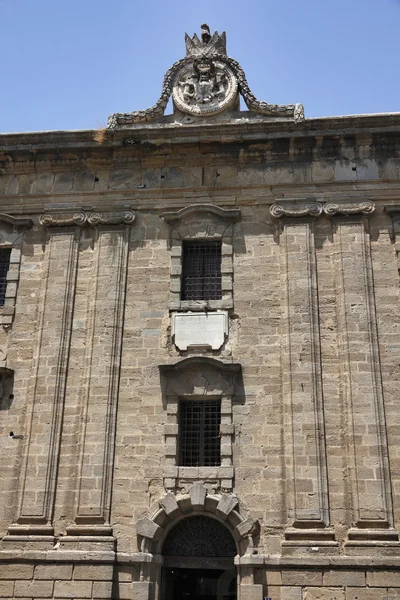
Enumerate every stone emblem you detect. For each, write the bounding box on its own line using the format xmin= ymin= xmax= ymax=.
xmin=107 ymin=24 xmax=305 ymax=128
xmin=172 ymin=59 xmax=238 ymax=116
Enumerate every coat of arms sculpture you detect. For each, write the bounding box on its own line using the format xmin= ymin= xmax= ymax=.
xmin=107 ymin=24 xmax=304 ymax=129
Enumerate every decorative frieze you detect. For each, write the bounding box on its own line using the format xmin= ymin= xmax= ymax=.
xmin=39 ymin=211 xmax=135 ymax=227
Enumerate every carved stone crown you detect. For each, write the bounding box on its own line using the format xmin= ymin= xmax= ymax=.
xmin=185 ymin=23 xmax=227 ymax=57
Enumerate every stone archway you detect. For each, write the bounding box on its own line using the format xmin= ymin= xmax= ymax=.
xmin=136 ymin=483 xmax=259 ymax=556
xmin=162 ymin=515 xmax=237 ymax=600
xmin=135 ymin=484 xmax=260 ymax=600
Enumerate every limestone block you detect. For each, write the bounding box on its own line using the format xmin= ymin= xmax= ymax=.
xmin=282 ymin=571 xmax=323 ymax=586
xmin=190 ymin=482 xmax=207 ymax=509
xmin=323 ymin=570 xmax=365 ymax=587
xmin=14 ymin=579 xmax=54 ymax=597
xmin=216 ymin=494 xmax=238 ymax=519
xmin=53 ymin=580 xmax=92 ymax=598
xmin=282 ymin=588 xmax=302 ymax=600
xmin=0 ymin=581 xmax=14 ymax=598
xmin=0 ymin=564 xmax=34 ymax=579
xmin=367 ymin=571 xmax=400 ymax=587
xmin=236 ymin=517 xmax=257 ymax=538
xmin=34 ymin=564 xmax=73 ymax=580
xmin=346 ymin=589 xmax=389 ymax=600
xmin=93 ymin=580 xmax=113 ymax=599
xmin=132 ymin=581 xmax=153 ymax=600
xmin=239 ymin=583 xmax=263 ymax=600
xmin=303 ymin=588 xmax=344 ymax=600
xmin=73 ymin=564 xmax=113 ymax=580
xmin=160 ymin=492 xmax=180 ymax=517
xmin=136 ymin=517 xmax=162 ymax=539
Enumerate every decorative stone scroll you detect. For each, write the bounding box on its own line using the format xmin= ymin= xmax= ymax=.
xmin=270 ymin=201 xmax=376 ymax=219
xmin=270 ymin=203 xmax=323 ymax=218
xmin=39 ymin=211 xmax=135 ymax=227
xmin=107 ymin=25 xmax=304 ymax=128
xmin=324 ymin=201 xmax=375 ymax=216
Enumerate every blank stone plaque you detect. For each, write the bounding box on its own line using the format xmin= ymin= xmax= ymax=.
xmin=171 ymin=311 xmax=228 ymax=350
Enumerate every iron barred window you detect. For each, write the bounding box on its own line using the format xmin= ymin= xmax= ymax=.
xmin=0 ymin=249 xmax=11 ymax=307
xmin=179 ymin=399 xmax=221 ymax=467
xmin=181 ymin=241 xmax=222 ymax=301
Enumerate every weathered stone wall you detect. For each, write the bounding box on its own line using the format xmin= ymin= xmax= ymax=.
xmin=0 ymin=115 xmax=400 ymax=598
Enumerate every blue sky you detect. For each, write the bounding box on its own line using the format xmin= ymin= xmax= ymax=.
xmin=1 ymin=0 xmax=399 ymax=133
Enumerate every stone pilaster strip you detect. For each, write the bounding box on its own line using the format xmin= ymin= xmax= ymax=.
xmin=73 ymin=226 xmax=129 ymax=527
xmin=335 ymin=218 xmax=395 ymax=536
xmin=15 ymin=229 xmax=79 ymax=528
xmin=281 ymin=219 xmax=330 ymax=534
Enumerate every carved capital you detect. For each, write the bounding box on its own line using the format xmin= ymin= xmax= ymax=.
xmin=39 ymin=211 xmax=136 ymax=227
xmin=39 ymin=213 xmax=86 ymax=227
xmin=269 ymin=203 xmax=323 ymax=219
xmin=323 ymin=201 xmax=375 ymax=216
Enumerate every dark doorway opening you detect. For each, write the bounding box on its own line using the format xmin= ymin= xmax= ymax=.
xmin=161 ymin=516 xmax=237 ymax=600
xmin=164 ymin=567 xmax=236 ymax=600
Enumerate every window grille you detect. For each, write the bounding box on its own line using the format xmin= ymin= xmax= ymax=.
xmin=181 ymin=241 xmax=222 ymax=301
xmin=0 ymin=249 xmax=11 ymax=307
xmin=179 ymin=399 xmax=221 ymax=467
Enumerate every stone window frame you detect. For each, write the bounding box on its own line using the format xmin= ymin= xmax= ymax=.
xmin=159 ymin=357 xmax=242 ymax=493
xmin=0 ymin=214 xmax=32 ymax=329
xmin=163 ymin=204 xmax=241 ymax=312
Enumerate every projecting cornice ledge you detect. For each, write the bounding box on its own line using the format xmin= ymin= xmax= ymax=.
xmin=162 ymin=204 xmax=241 ymax=224
xmin=269 ymin=201 xmax=375 ymax=219
xmin=0 ymin=213 xmax=33 ymax=229
xmin=39 ymin=210 xmax=136 ymax=227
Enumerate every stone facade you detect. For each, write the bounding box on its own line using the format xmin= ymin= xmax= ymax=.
xmin=1 ymin=24 xmax=400 ymax=600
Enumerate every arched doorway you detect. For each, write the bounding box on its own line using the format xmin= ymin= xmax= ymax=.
xmin=162 ymin=515 xmax=237 ymax=600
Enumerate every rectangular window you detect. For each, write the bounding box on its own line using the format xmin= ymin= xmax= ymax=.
xmin=181 ymin=241 xmax=222 ymax=301
xmin=179 ymin=399 xmax=221 ymax=467
xmin=0 ymin=249 xmax=11 ymax=307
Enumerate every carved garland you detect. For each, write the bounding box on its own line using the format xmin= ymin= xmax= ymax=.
xmin=107 ymin=54 xmax=304 ymax=129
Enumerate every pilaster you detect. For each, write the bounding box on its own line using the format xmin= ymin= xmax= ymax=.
xmin=7 ymin=227 xmax=79 ymax=540
xmin=273 ymin=204 xmax=335 ymax=548
xmin=333 ymin=211 xmax=398 ymax=544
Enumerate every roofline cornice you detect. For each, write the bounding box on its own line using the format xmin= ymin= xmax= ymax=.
xmin=1 ymin=112 xmax=400 ymax=153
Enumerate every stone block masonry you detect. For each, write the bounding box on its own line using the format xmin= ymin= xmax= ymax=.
xmin=1 ymin=104 xmax=400 ymax=598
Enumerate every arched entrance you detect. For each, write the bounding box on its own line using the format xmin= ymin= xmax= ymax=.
xmin=162 ymin=515 xmax=237 ymax=600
